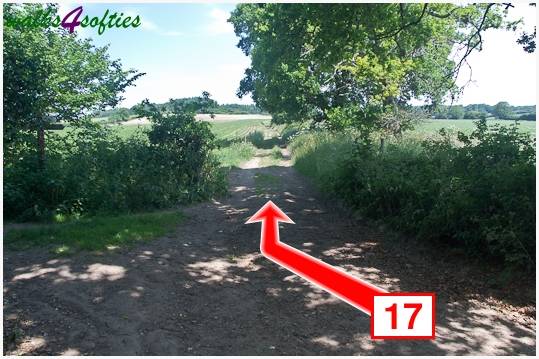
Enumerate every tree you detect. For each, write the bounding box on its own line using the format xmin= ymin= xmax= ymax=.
xmin=447 ymin=105 xmax=465 ymax=119
xmin=494 ymin=101 xmax=514 ymax=119
xmin=517 ymin=3 xmax=536 ymax=53
xmin=465 ymin=110 xmax=488 ymax=120
xmin=134 ymin=92 xmax=218 ymax=193
xmin=110 ymin=108 xmax=132 ymax=124
xmin=3 ymin=3 xmax=144 ymax=165
xmin=229 ymin=4 xmax=511 ymax=132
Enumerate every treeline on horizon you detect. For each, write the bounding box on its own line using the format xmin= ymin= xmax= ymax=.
xmin=425 ymin=102 xmax=536 ymax=121
xmin=99 ymin=99 xmax=536 ymax=123
xmin=95 ymin=99 xmax=268 ymax=122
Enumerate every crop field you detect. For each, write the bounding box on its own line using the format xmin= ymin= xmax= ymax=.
xmin=58 ymin=117 xmax=538 ymax=146
xmin=415 ymin=119 xmax=536 ymax=136
xmin=208 ymin=118 xmax=536 ymax=138
xmin=53 ymin=118 xmax=535 ymax=144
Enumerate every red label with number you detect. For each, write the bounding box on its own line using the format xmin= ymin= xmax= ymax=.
xmin=371 ymin=293 xmax=435 ymax=339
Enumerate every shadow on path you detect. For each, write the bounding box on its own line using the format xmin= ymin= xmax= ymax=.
xmin=3 ymin=158 xmax=536 ymax=355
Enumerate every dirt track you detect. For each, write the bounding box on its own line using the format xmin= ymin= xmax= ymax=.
xmin=3 ymin=152 xmax=536 ymax=355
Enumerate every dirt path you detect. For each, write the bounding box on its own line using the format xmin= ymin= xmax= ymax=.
xmin=3 ymin=151 xmax=536 ymax=355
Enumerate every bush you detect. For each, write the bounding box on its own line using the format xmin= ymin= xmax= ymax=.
xmin=291 ymin=120 xmax=536 ymax=270
xmin=4 ymin=103 xmax=227 ymax=221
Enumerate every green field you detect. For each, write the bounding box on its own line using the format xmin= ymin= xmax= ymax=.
xmin=57 ymin=118 xmax=536 ymax=142
xmin=415 ymin=119 xmax=536 ymax=136
xmin=65 ymin=118 xmax=276 ymax=139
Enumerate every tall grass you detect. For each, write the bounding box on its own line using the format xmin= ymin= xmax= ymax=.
xmin=289 ymin=131 xmax=355 ymax=189
xmin=214 ymin=142 xmax=257 ymax=168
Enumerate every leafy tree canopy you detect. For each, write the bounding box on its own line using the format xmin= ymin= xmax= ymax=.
xmin=3 ymin=3 xmax=144 ymax=142
xmin=229 ymin=3 xmax=518 ymax=131
xmin=493 ymin=101 xmax=515 ymax=120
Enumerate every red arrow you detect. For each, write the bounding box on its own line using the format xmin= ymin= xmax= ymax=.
xmin=246 ymin=200 xmax=386 ymax=315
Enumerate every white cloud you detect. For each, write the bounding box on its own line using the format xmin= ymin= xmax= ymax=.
xmin=207 ymin=8 xmax=233 ymax=35
xmin=120 ymin=57 xmax=253 ymax=107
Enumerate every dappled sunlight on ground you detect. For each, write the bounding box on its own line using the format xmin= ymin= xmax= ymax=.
xmin=11 ymin=262 xmax=126 ymax=283
xmin=186 ymin=253 xmax=263 ymax=284
xmin=3 ymin=155 xmax=535 ymax=355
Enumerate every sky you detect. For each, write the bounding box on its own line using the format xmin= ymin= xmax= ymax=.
xmin=59 ymin=3 xmax=537 ymax=108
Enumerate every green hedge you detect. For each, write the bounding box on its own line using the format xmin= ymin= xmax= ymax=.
xmin=5 ymin=115 xmax=227 ymax=221
xmin=291 ymin=120 xmax=536 ymax=270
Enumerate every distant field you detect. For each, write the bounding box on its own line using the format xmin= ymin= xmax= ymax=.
xmin=210 ymin=119 xmax=284 ymax=140
xmin=209 ymin=118 xmax=536 ymax=138
xmin=415 ymin=119 xmax=536 ymax=136
xmin=91 ymin=118 xmax=275 ymax=140
xmin=55 ymin=118 xmax=536 ymax=140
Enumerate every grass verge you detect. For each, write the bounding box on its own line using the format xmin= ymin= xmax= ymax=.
xmin=4 ymin=210 xmax=184 ymax=254
xmin=290 ymin=122 xmax=535 ymax=271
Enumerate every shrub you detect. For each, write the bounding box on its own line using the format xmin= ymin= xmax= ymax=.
xmin=291 ymin=120 xmax=536 ymax=270
xmin=246 ymin=130 xmax=265 ymax=148
xmin=4 ymin=101 xmax=227 ymax=221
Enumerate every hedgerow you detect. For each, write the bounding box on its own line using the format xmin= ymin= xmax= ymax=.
xmin=291 ymin=120 xmax=535 ymax=270
xmin=4 ymin=101 xmax=227 ymax=221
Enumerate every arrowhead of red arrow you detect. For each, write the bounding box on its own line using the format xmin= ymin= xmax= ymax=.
xmin=245 ymin=200 xmax=295 ymax=224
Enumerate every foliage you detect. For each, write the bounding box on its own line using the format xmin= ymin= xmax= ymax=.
xmin=434 ymin=105 xmax=465 ymax=119
xmin=464 ymin=110 xmax=487 ymax=120
xmin=129 ymin=94 xmax=266 ymax=116
xmin=4 ymin=95 xmax=227 ymax=221
xmin=97 ymin=101 xmax=268 ymax=119
xmin=493 ymin=101 xmax=515 ymax=119
xmin=3 ymin=3 xmax=143 ymax=143
xmin=95 ymin=107 xmax=136 ymax=119
xmin=519 ymin=113 xmax=537 ymax=121
xmin=447 ymin=105 xmax=465 ymax=119
xmin=516 ymin=4 xmax=536 ymax=53
xmin=206 ymin=103 xmax=268 ymax=115
xmin=109 ymin=108 xmax=132 ymax=123
xmin=431 ymin=102 xmax=535 ymax=120
xmin=134 ymin=93 xmax=220 ymax=190
xmin=5 ymin=210 xmax=184 ymax=254
xmin=230 ymin=3 xmax=511 ymax=132
xmin=291 ymin=120 xmax=536 ymax=270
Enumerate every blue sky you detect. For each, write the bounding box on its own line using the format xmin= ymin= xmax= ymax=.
xmin=59 ymin=3 xmax=536 ymax=108
xmin=60 ymin=2 xmax=250 ymax=107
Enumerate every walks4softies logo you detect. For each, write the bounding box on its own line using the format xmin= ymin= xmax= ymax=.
xmin=4 ymin=6 xmax=141 ymax=35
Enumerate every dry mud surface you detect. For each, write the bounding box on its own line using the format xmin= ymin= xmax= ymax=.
xmin=3 ymin=154 xmax=536 ymax=355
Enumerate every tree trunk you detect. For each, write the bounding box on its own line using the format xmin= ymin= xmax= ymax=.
xmin=37 ymin=127 xmax=45 ymax=169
